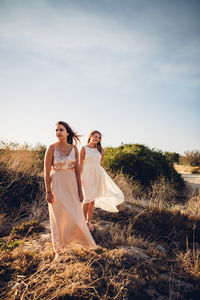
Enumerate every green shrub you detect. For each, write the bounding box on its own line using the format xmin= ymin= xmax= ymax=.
xmin=103 ymin=144 xmax=184 ymax=190
xmin=0 ymin=240 xmax=23 ymax=251
xmin=32 ymin=143 xmax=46 ymax=173
xmin=164 ymin=151 xmax=179 ymax=163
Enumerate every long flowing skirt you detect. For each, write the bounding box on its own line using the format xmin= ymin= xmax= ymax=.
xmin=82 ymin=165 xmax=124 ymax=212
xmin=49 ymin=169 xmax=97 ymax=253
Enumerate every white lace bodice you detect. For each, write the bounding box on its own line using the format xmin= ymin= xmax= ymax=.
xmin=53 ymin=146 xmax=76 ymax=170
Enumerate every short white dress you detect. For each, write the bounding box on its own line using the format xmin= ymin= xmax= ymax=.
xmin=81 ymin=145 xmax=124 ymax=212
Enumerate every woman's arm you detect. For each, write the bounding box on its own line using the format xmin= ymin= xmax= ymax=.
xmin=74 ymin=146 xmax=83 ymax=202
xmin=79 ymin=146 xmax=85 ymax=174
xmin=100 ymin=148 xmax=104 ymax=165
xmin=44 ymin=145 xmax=54 ymax=204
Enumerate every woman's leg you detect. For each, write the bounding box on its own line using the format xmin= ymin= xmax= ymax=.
xmin=87 ymin=201 xmax=95 ymax=231
xmin=83 ymin=203 xmax=89 ymax=220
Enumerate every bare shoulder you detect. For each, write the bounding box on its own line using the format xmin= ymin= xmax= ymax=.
xmin=44 ymin=144 xmax=54 ymax=162
xmin=47 ymin=144 xmax=55 ymax=153
xmin=101 ymin=147 xmax=104 ymax=154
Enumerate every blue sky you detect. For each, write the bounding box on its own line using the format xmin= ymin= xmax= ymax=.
xmin=0 ymin=0 xmax=199 ymax=154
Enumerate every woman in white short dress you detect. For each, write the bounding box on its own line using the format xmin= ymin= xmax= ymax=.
xmin=80 ymin=130 xmax=124 ymax=231
xmin=44 ymin=122 xmax=97 ymax=258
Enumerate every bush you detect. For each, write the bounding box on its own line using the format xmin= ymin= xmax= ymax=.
xmin=103 ymin=144 xmax=184 ymax=190
xmin=164 ymin=151 xmax=179 ymax=163
xmin=32 ymin=143 xmax=46 ymax=173
xmin=183 ymin=150 xmax=200 ymax=166
xmin=0 ymin=162 xmax=44 ymax=214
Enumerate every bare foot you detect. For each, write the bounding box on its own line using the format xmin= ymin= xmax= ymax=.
xmin=87 ymin=222 xmax=94 ymax=232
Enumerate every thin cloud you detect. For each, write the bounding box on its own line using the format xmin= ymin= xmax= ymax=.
xmin=0 ymin=0 xmax=199 ymax=152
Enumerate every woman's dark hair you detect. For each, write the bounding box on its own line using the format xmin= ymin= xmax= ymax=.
xmin=87 ymin=130 xmax=102 ymax=153
xmin=57 ymin=121 xmax=80 ymax=145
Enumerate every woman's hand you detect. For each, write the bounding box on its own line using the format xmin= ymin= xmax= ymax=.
xmin=46 ymin=192 xmax=54 ymax=204
xmin=44 ymin=145 xmax=54 ymax=204
xmin=78 ymin=189 xmax=83 ymax=202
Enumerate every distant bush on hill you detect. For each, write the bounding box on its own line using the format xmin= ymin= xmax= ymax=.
xmin=164 ymin=151 xmax=179 ymax=164
xmin=103 ymin=144 xmax=184 ymax=190
xmin=180 ymin=150 xmax=200 ymax=167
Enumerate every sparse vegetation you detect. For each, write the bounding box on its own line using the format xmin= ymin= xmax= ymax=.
xmin=182 ymin=150 xmax=200 ymax=167
xmin=177 ymin=247 xmax=200 ymax=280
xmin=1 ymin=194 xmax=200 ymax=299
xmin=0 ymin=162 xmax=45 ymax=216
xmin=0 ymin=141 xmax=200 ymax=299
xmin=0 ymin=239 xmax=23 ymax=251
xmin=10 ymin=220 xmax=45 ymax=239
xmin=0 ymin=220 xmax=45 ymax=252
xmin=0 ymin=142 xmax=47 ymax=218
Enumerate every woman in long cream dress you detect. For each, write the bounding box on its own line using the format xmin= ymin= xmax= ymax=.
xmin=44 ymin=121 xmax=97 ymax=257
xmin=80 ymin=130 xmax=124 ymax=231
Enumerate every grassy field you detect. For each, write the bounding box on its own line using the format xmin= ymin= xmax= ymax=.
xmin=0 ymin=146 xmax=200 ymax=299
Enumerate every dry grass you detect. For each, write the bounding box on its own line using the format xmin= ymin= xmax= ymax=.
xmin=174 ymin=163 xmax=194 ymax=174
xmin=95 ymin=201 xmax=200 ymax=258
xmin=183 ymin=194 xmax=200 ymax=218
xmin=112 ymin=172 xmax=146 ymax=202
xmin=177 ymin=233 xmax=200 ymax=280
xmin=1 ymin=202 xmax=200 ymax=299
xmin=0 ymin=243 xmax=162 ymax=300
xmin=177 ymin=248 xmax=200 ymax=280
xmin=0 ymin=142 xmax=45 ymax=176
xmin=148 ymin=176 xmax=178 ymax=209
xmin=1 ymin=145 xmax=200 ymax=299
xmin=110 ymin=173 xmax=183 ymax=211
xmin=104 ymin=222 xmax=165 ymax=259
xmin=0 ymin=149 xmax=35 ymax=174
xmin=1 ymin=214 xmax=199 ymax=300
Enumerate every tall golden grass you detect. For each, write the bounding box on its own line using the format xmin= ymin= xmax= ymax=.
xmin=0 ymin=141 xmax=46 ymax=175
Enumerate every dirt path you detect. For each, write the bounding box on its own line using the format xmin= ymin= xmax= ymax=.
xmin=180 ymin=173 xmax=200 ymax=191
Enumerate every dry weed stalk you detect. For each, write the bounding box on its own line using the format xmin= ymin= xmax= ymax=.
xmin=110 ymin=172 xmax=146 ymax=203
xmin=184 ymin=193 xmax=200 ymax=218
xmin=149 ymin=177 xmax=177 ymax=209
xmin=0 ymin=149 xmax=34 ymax=174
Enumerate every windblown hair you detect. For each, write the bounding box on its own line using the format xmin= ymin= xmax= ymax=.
xmin=87 ymin=130 xmax=102 ymax=153
xmin=57 ymin=121 xmax=80 ymax=145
